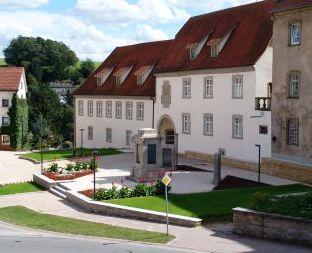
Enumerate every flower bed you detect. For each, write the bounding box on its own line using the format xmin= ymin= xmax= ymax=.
xmin=42 ymin=161 xmax=97 ymax=181
xmin=80 ymin=181 xmax=172 ymax=200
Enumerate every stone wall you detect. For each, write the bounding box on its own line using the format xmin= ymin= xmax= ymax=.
xmin=183 ymin=151 xmax=312 ymax=184
xmin=233 ymin=208 xmax=312 ymax=246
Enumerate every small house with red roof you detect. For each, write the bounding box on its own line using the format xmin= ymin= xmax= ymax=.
xmin=0 ymin=67 xmax=27 ymax=148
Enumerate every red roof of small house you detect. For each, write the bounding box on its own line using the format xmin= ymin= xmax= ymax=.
xmin=74 ymin=40 xmax=172 ymax=97
xmin=272 ymin=0 xmax=312 ymax=13
xmin=0 ymin=67 xmax=24 ymax=91
xmin=156 ymin=0 xmax=277 ymax=73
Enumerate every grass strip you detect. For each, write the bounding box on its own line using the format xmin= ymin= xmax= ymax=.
xmin=0 ymin=182 xmax=43 ymax=196
xmin=20 ymin=148 xmax=121 ymax=162
xmin=107 ymin=184 xmax=311 ymax=222
xmin=0 ymin=206 xmax=174 ymax=244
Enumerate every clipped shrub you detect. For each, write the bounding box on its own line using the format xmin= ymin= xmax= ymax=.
xmin=65 ymin=163 xmax=74 ymax=172
xmin=119 ymin=186 xmax=132 ymax=198
xmin=252 ymin=191 xmax=269 ymax=210
xmin=62 ymin=141 xmax=73 ymax=149
xmin=155 ymin=180 xmax=172 ymax=195
xmin=48 ymin=163 xmax=59 ymax=173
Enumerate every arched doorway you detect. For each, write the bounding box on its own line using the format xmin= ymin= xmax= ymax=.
xmin=157 ymin=115 xmax=177 ymax=168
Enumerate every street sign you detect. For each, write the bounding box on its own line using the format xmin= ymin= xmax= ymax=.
xmin=161 ymin=174 xmax=171 ymax=235
xmin=161 ymin=174 xmax=171 ymax=186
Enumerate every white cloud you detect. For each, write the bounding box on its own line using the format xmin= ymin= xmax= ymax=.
xmin=0 ymin=0 xmax=49 ymax=9
xmin=0 ymin=11 xmax=135 ymax=60
xmin=136 ymin=24 xmax=168 ymax=41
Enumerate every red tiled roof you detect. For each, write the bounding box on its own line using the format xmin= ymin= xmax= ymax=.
xmin=74 ymin=40 xmax=172 ymax=97
xmin=156 ymin=0 xmax=277 ymax=73
xmin=0 ymin=67 xmax=24 ymax=91
xmin=272 ymin=0 xmax=312 ymax=13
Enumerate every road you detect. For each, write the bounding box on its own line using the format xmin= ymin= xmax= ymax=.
xmin=0 ymin=222 xmax=205 ymax=253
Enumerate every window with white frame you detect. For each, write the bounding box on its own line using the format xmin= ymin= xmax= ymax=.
xmin=78 ymin=100 xmax=84 ymax=116
xmin=182 ymin=78 xmax=191 ymax=98
xmin=115 ymin=101 xmax=122 ymax=119
xmin=96 ymin=101 xmax=103 ymax=117
xmin=203 ymin=113 xmax=213 ymax=136
xmin=87 ymin=100 xmax=93 ymax=117
xmin=289 ymin=22 xmax=301 ymax=46
xmin=116 ymin=76 xmax=122 ymax=85
xmin=2 ymin=117 xmax=10 ymax=126
xmin=288 ymin=72 xmax=300 ymax=98
xmin=232 ymin=75 xmax=243 ymax=99
xmin=105 ymin=101 xmax=112 ymax=118
xmin=106 ymin=128 xmax=112 ymax=143
xmin=136 ymin=102 xmax=144 ymax=120
xmin=126 ymin=130 xmax=132 ymax=146
xmin=287 ymin=118 xmax=299 ymax=145
xmin=126 ymin=101 xmax=133 ymax=120
xmin=2 ymin=98 xmax=9 ymax=107
xmin=204 ymin=76 xmax=213 ymax=98
xmin=88 ymin=126 xmax=93 ymax=140
xmin=211 ymin=44 xmax=219 ymax=58
xmin=182 ymin=113 xmax=191 ymax=134
xmin=232 ymin=115 xmax=243 ymax=139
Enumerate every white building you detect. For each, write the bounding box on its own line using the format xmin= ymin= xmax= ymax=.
xmin=75 ymin=0 xmax=276 ymax=166
xmin=0 ymin=67 xmax=27 ymax=149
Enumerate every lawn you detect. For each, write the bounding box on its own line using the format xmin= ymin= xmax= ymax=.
xmin=0 ymin=58 xmax=6 ymax=66
xmin=0 ymin=182 xmax=43 ymax=196
xmin=0 ymin=206 xmax=173 ymax=243
xmin=107 ymin=184 xmax=311 ymax=222
xmin=20 ymin=148 xmax=121 ymax=162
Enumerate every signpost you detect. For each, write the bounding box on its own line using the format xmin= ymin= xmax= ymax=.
xmin=161 ymin=174 xmax=171 ymax=235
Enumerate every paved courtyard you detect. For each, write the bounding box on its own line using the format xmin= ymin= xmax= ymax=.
xmin=63 ymin=153 xmax=297 ymax=194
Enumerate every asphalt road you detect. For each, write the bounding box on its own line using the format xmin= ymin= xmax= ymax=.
xmin=0 ymin=222 xmax=205 ymax=253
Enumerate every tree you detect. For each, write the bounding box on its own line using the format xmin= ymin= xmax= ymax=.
xmin=4 ymin=36 xmax=78 ymax=83
xmin=7 ymin=94 xmax=29 ymax=150
xmin=79 ymin=59 xmax=96 ymax=78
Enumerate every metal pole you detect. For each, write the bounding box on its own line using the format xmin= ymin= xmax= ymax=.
xmin=165 ymin=184 xmax=169 ymax=235
xmin=40 ymin=114 xmax=43 ymax=172
xmin=255 ymin=144 xmax=261 ymax=182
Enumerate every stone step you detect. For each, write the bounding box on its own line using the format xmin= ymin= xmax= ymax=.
xmin=57 ymin=183 xmax=70 ymax=191
xmin=49 ymin=186 xmax=67 ymax=199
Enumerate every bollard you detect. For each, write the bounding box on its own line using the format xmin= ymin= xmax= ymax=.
xmin=213 ymin=152 xmax=221 ymax=185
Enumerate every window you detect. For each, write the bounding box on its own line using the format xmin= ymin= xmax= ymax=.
xmin=147 ymin=144 xmax=157 ymax=164
xmin=204 ymin=77 xmax=213 ymax=98
xmin=2 ymin=117 xmax=10 ymax=126
xmin=87 ymin=100 xmax=93 ymax=117
xmin=211 ymin=44 xmax=219 ymax=58
xmin=182 ymin=78 xmax=191 ymax=98
xmin=78 ymin=100 xmax=84 ymax=116
xmin=289 ymin=22 xmax=301 ymax=46
xmin=2 ymin=98 xmax=9 ymax=107
xmin=106 ymin=128 xmax=112 ymax=143
xmin=115 ymin=101 xmax=122 ymax=119
xmin=190 ymin=47 xmax=196 ymax=60
xmin=125 ymin=102 xmax=133 ymax=120
xmin=232 ymin=75 xmax=243 ymax=99
xmin=287 ymin=118 xmax=299 ymax=145
xmin=126 ymin=130 xmax=132 ymax=146
xmin=288 ymin=72 xmax=300 ymax=98
xmin=136 ymin=102 xmax=144 ymax=120
xmin=137 ymin=75 xmax=143 ymax=85
xmin=88 ymin=126 xmax=93 ymax=140
xmin=165 ymin=130 xmax=175 ymax=145
xmin=116 ymin=76 xmax=122 ymax=85
xmin=259 ymin=125 xmax=268 ymax=135
xmin=1 ymin=135 xmax=10 ymax=145
xmin=105 ymin=101 xmax=112 ymax=118
xmin=182 ymin=113 xmax=191 ymax=134
xmin=203 ymin=113 xmax=213 ymax=136
xmin=96 ymin=101 xmax=103 ymax=117
xmin=232 ymin=115 xmax=243 ymax=139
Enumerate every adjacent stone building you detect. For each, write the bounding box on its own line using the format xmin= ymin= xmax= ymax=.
xmin=271 ymin=0 xmax=312 ymax=163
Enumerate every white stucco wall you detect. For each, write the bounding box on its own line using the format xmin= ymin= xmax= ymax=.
xmin=75 ymin=96 xmax=154 ymax=149
xmin=0 ymin=71 xmax=27 ymax=127
xmin=155 ymin=63 xmax=272 ymax=162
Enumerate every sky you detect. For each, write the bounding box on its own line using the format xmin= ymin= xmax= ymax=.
xmin=0 ymin=0 xmax=257 ymax=61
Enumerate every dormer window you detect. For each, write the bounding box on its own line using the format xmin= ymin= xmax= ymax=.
xmin=211 ymin=44 xmax=219 ymax=58
xmin=134 ymin=65 xmax=154 ymax=85
xmin=95 ymin=68 xmax=114 ymax=86
xmin=190 ymin=46 xmax=197 ymax=60
xmin=113 ymin=66 xmax=133 ymax=85
xmin=187 ymin=32 xmax=211 ymax=61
